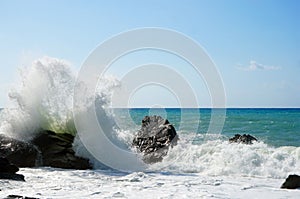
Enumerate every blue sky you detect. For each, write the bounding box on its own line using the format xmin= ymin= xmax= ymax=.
xmin=0 ymin=0 xmax=299 ymax=107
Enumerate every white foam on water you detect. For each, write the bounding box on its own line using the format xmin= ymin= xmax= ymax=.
xmin=0 ymin=168 xmax=299 ymax=199
xmin=150 ymin=136 xmax=300 ymax=179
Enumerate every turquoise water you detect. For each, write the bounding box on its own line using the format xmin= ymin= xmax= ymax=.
xmin=113 ymin=108 xmax=300 ymax=147
xmin=1 ymin=107 xmax=299 ymax=147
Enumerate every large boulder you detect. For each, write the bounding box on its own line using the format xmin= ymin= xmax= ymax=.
xmin=31 ymin=130 xmax=92 ymax=169
xmin=281 ymin=174 xmax=300 ymax=189
xmin=0 ymin=157 xmax=25 ymax=181
xmin=0 ymin=135 xmax=38 ymax=167
xmin=229 ymin=134 xmax=258 ymax=144
xmin=132 ymin=115 xmax=178 ymax=164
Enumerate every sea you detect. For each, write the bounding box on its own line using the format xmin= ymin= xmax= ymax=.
xmin=0 ymin=57 xmax=299 ymax=198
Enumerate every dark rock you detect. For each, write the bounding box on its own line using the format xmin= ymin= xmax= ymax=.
xmin=31 ymin=130 xmax=92 ymax=169
xmin=229 ymin=134 xmax=258 ymax=144
xmin=0 ymin=157 xmax=25 ymax=181
xmin=132 ymin=115 xmax=178 ymax=164
xmin=0 ymin=173 xmax=25 ymax=181
xmin=0 ymin=135 xmax=38 ymax=167
xmin=281 ymin=174 xmax=300 ymax=189
xmin=0 ymin=130 xmax=91 ymax=170
xmin=5 ymin=195 xmax=38 ymax=199
xmin=0 ymin=157 xmax=19 ymax=173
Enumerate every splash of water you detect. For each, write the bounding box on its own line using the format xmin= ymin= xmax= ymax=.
xmin=0 ymin=57 xmax=123 ymax=141
xmin=0 ymin=57 xmax=76 ymax=140
xmin=0 ymin=56 xmax=139 ymax=170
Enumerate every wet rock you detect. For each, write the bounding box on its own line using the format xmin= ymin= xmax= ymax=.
xmin=229 ymin=134 xmax=258 ymax=144
xmin=281 ymin=174 xmax=300 ymax=189
xmin=31 ymin=130 xmax=92 ymax=169
xmin=0 ymin=130 xmax=91 ymax=170
xmin=0 ymin=157 xmax=25 ymax=181
xmin=132 ymin=115 xmax=178 ymax=164
xmin=0 ymin=135 xmax=38 ymax=167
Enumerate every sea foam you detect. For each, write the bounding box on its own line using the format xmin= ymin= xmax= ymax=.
xmin=151 ymin=135 xmax=300 ymax=178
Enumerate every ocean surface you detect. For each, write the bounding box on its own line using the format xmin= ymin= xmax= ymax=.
xmin=114 ymin=108 xmax=300 ymax=148
xmin=0 ymin=57 xmax=299 ymax=198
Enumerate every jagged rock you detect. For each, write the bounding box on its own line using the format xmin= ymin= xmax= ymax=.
xmin=0 ymin=157 xmax=25 ymax=181
xmin=229 ymin=134 xmax=258 ymax=144
xmin=0 ymin=135 xmax=38 ymax=167
xmin=31 ymin=130 xmax=92 ymax=169
xmin=132 ymin=115 xmax=178 ymax=164
xmin=281 ymin=174 xmax=300 ymax=189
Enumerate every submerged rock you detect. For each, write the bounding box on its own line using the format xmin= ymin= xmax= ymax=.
xmin=281 ymin=174 xmax=300 ymax=189
xmin=0 ymin=130 xmax=91 ymax=170
xmin=132 ymin=115 xmax=178 ymax=164
xmin=0 ymin=157 xmax=25 ymax=181
xmin=229 ymin=134 xmax=258 ymax=144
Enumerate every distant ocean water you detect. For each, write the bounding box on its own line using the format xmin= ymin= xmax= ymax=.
xmin=114 ymin=108 xmax=300 ymax=147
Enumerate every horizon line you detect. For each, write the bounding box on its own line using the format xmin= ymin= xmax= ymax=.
xmin=109 ymin=107 xmax=300 ymax=109
xmin=1 ymin=107 xmax=300 ymax=110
